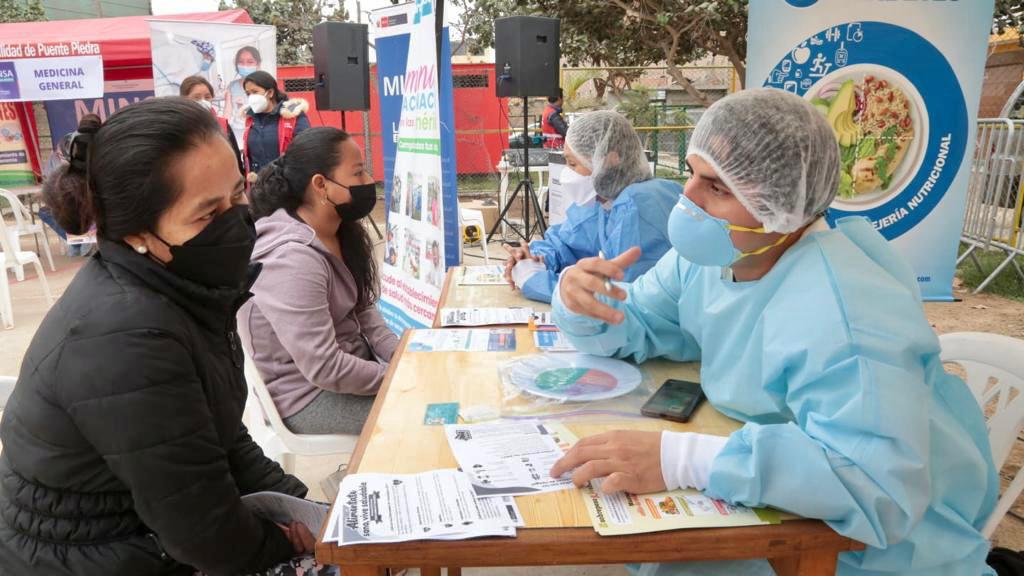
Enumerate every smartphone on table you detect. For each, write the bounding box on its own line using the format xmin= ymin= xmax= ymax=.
xmin=641 ymin=379 xmax=705 ymax=423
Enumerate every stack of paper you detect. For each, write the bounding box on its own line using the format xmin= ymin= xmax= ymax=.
xmin=241 ymin=492 xmax=329 ymax=535
xmin=533 ymin=330 xmax=577 ymax=352
xmin=445 ymin=420 xmax=577 ymax=496
xmin=323 ymin=469 xmax=523 ymax=545
xmin=458 ymin=265 xmax=507 ymax=286
xmin=439 ymin=307 xmax=535 ymax=327
xmin=408 ymin=328 xmax=517 ymax=352
xmin=581 ymin=478 xmax=781 ymax=536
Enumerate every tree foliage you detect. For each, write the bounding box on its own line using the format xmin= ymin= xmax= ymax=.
xmin=455 ymin=0 xmax=747 ymax=103
xmin=0 ymin=0 xmax=46 ymax=23
xmin=218 ymin=0 xmax=349 ymax=65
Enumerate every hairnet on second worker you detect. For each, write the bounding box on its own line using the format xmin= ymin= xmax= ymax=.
xmin=564 ymin=110 xmax=652 ymax=200
xmin=687 ymin=88 xmax=841 ymax=234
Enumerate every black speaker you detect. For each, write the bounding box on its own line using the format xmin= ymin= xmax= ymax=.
xmin=494 ymin=16 xmax=560 ymax=98
xmin=312 ymin=22 xmax=370 ymax=111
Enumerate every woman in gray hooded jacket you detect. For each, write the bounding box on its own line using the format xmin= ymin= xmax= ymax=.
xmin=240 ymin=127 xmax=398 ymax=435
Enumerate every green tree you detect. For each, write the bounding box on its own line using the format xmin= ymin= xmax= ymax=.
xmin=218 ymin=0 xmax=349 ymax=65
xmin=995 ymin=1 xmax=1024 ymax=42
xmin=455 ymin=0 xmax=748 ymax=104
xmin=0 ymin=0 xmax=45 ymax=23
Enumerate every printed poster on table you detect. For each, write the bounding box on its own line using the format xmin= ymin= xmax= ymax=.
xmin=747 ymin=0 xmax=994 ymax=301
xmin=374 ymin=0 xmax=460 ymax=333
xmin=0 ymin=39 xmax=104 ymax=102
xmin=149 ymin=20 xmax=276 ymax=144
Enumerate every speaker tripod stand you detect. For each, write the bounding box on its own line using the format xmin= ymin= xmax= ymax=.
xmin=487 ymin=97 xmax=547 ymax=244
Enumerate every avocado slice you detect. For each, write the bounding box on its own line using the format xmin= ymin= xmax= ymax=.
xmin=826 ymin=80 xmax=859 ymax=147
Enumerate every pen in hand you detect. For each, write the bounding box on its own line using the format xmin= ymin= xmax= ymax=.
xmin=598 ymin=250 xmax=613 ymax=293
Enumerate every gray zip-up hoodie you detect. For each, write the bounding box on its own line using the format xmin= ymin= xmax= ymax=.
xmin=238 ymin=208 xmax=399 ymax=418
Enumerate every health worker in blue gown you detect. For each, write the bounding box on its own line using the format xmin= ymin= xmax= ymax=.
xmin=548 ymin=88 xmax=998 ymax=576
xmin=504 ymin=110 xmax=679 ymax=303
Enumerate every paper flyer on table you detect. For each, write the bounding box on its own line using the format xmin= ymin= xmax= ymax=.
xmin=445 ymin=420 xmax=578 ymax=497
xmin=478 ymin=495 xmax=525 ymax=527
xmin=582 ymin=478 xmax=781 ymax=536
xmin=440 ymin=307 xmax=535 ymax=327
xmin=530 ymin=312 xmax=555 ymax=327
xmin=241 ymin=492 xmax=328 ymax=535
xmin=534 ymin=330 xmax=577 ymax=352
xmin=325 ymin=469 xmax=517 ymax=545
xmin=459 ymin=265 xmax=507 ymax=286
xmin=408 ymin=329 xmax=517 ymax=352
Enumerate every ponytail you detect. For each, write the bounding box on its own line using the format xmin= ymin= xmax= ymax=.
xmin=249 ymin=157 xmax=300 ymax=219
xmin=43 ymin=114 xmax=102 ymax=235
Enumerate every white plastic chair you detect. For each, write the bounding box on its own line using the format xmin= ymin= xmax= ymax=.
xmin=460 ymin=208 xmax=490 ymax=264
xmin=242 ymin=351 xmax=358 ymax=474
xmin=0 ymin=190 xmax=55 ymax=278
xmin=939 ymin=332 xmax=1024 ymax=538
xmin=0 ymin=213 xmax=53 ymax=329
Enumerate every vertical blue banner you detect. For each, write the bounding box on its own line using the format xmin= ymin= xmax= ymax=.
xmin=374 ymin=1 xmax=459 ymax=333
xmin=747 ymin=0 xmax=994 ymax=301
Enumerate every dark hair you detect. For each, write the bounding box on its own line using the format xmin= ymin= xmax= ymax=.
xmin=243 ymin=70 xmax=286 ymax=103
xmin=43 ymin=98 xmax=222 ymax=238
xmin=250 ymin=127 xmax=379 ymax=307
xmin=179 ymin=75 xmax=215 ymax=98
xmin=548 ymin=88 xmax=564 ymax=104
xmin=235 ymin=45 xmax=262 ymax=68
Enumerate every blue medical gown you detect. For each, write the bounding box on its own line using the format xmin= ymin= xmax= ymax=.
xmin=521 ymin=178 xmax=680 ymax=303
xmin=552 ymin=217 xmax=998 ymax=576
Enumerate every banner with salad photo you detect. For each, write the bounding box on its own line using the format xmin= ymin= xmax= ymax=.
xmin=747 ymin=0 xmax=993 ymax=301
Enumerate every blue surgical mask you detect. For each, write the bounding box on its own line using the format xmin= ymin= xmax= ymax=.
xmin=668 ymin=194 xmax=789 ymax=267
xmin=238 ymin=66 xmax=258 ymax=77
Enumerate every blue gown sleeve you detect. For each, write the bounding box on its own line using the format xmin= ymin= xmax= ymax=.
xmin=602 ymin=182 xmax=677 ymax=282
xmin=705 ymin=287 xmax=935 ymax=548
xmin=551 ymin=251 xmax=700 ymax=364
xmin=528 ymin=203 xmax=599 ymax=273
xmin=520 ymin=269 xmax=559 ymax=303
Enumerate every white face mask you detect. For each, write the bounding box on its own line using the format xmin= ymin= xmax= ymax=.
xmin=194 ymin=98 xmax=215 ymax=113
xmin=247 ymin=93 xmax=269 ymax=114
xmin=560 ymin=166 xmax=596 ymax=207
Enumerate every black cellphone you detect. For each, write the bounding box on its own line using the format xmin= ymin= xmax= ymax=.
xmin=641 ymin=379 xmax=705 ymax=423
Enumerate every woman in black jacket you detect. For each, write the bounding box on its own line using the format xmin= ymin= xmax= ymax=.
xmin=0 ymin=98 xmax=319 ymax=575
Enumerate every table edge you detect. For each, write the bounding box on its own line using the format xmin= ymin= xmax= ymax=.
xmin=315 ymin=520 xmax=864 ymax=567
xmin=433 ymin=267 xmax=458 ymax=328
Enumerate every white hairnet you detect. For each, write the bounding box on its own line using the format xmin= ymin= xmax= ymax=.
xmin=687 ymin=88 xmax=840 ymax=233
xmin=564 ymin=110 xmax=651 ymax=200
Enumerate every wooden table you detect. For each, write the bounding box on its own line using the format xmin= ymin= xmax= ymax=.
xmin=316 ymin=279 xmax=863 ymax=575
xmin=433 ymin=266 xmax=551 ymax=328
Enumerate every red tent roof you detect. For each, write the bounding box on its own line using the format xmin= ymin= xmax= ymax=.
xmin=0 ymin=9 xmax=254 ymax=69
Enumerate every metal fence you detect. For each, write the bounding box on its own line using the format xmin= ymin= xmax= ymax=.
xmin=959 ymin=118 xmax=1024 ymax=293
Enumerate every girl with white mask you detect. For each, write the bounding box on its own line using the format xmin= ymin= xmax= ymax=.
xmin=241 ymin=71 xmax=311 ymax=184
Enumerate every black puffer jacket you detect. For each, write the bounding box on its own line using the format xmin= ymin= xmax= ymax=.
xmin=0 ymin=239 xmax=307 ymax=575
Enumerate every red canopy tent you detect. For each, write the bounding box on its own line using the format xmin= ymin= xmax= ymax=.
xmin=0 ymin=10 xmax=253 ymax=177
xmin=0 ymin=9 xmax=253 ymax=73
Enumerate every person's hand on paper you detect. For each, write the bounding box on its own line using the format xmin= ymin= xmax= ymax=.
xmin=558 ymin=247 xmax=641 ymax=325
xmin=503 ymin=244 xmax=543 ymax=287
xmin=510 ymin=258 xmax=547 ymax=290
xmin=549 ymin=430 xmax=665 ymax=495
xmin=277 ymin=521 xmax=316 ymax=554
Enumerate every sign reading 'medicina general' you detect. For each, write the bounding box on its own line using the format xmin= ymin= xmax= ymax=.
xmin=0 ymin=42 xmax=104 ymax=102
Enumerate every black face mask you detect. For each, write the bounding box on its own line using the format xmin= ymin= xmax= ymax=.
xmin=151 ymin=204 xmax=256 ymax=289
xmin=324 ymin=176 xmax=377 ymax=221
